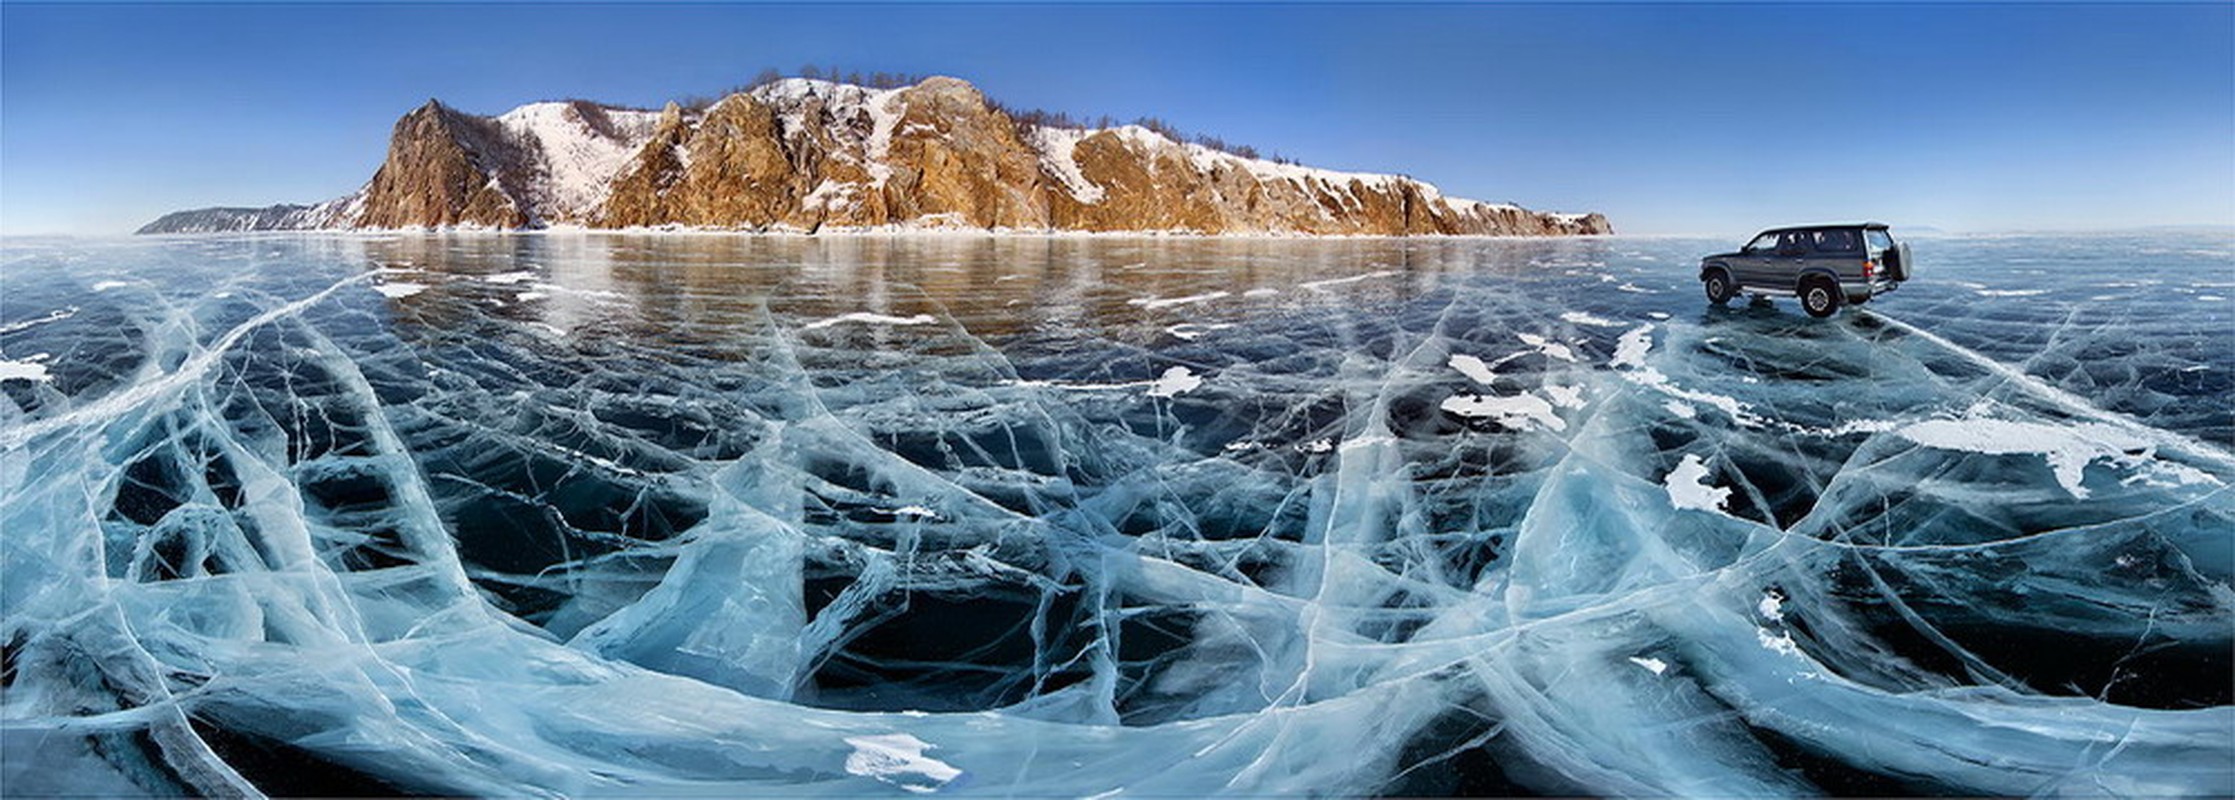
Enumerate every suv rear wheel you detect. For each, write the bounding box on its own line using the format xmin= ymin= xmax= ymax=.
xmin=1799 ymin=277 xmax=1842 ymax=318
xmin=1703 ymin=269 xmax=1736 ymax=305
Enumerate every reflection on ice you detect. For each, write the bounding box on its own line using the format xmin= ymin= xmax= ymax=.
xmin=1 ymin=232 xmax=2229 ymax=796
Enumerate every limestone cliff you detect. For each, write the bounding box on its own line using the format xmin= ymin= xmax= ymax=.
xmin=354 ymin=100 xmax=528 ymax=228
xmin=140 ymin=77 xmax=1611 ymax=236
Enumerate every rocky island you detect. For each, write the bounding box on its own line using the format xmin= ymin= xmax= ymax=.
xmin=140 ymin=76 xmax=1609 ymax=236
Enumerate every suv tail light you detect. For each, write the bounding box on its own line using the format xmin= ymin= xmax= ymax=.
xmin=1863 ymin=260 xmax=1877 ymax=280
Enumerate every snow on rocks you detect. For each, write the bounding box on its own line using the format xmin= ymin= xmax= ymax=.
xmin=1030 ymin=127 xmax=1107 ymax=204
xmin=494 ymin=102 xmax=663 ymax=222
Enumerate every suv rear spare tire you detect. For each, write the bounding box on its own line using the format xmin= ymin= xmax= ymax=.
xmin=1884 ymin=241 xmax=1912 ymax=282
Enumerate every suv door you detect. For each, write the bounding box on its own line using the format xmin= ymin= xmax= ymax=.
xmin=1809 ymin=228 xmax=1862 ymax=286
xmin=1733 ymin=230 xmax=1782 ymax=289
xmin=1766 ymin=230 xmax=1810 ymax=287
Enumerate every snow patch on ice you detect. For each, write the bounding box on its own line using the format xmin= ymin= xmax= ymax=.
xmin=843 ymin=733 xmax=962 ymax=793
xmin=1757 ymin=628 xmax=1803 ymax=658
xmin=374 ymin=282 xmax=427 ymax=298
xmin=0 ymin=354 xmax=54 ymax=384
xmin=1449 ymin=354 xmax=1497 ymax=386
xmin=1517 ymin=333 xmax=1576 ymax=362
xmin=1559 ymin=311 xmax=1625 ymax=328
xmin=1893 ymin=417 xmax=2222 ymax=499
xmin=1146 ymin=366 xmax=1204 ymax=398
xmin=1129 ymin=292 xmax=1229 ymax=311
xmin=1299 ymin=271 xmax=1398 ymax=291
xmin=1664 ymin=454 xmax=1730 ymax=513
xmin=1442 ymin=392 xmax=1565 ymax=431
xmin=1611 ymin=325 xmax=1654 ymax=369
xmin=1165 ymin=322 xmax=1235 ymax=341
xmin=0 ymin=308 xmax=77 ymax=335
xmin=1819 ymin=418 xmax=1904 ymax=437
xmin=1610 ymin=327 xmax=1764 ymax=428
xmin=802 ymin=312 xmax=939 ymax=331
xmin=878 ymin=505 xmax=941 ymax=520
xmin=1757 ymin=590 xmax=1786 ymax=622
xmin=1628 ymin=656 xmax=1669 ymax=675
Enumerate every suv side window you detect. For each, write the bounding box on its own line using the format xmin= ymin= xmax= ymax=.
xmin=1864 ymin=229 xmax=1893 ymax=254
xmin=1777 ymin=231 xmax=1809 ymax=256
xmin=1814 ymin=229 xmax=1860 ymax=254
xmin=1746 ymin=232 xmax=1780 ymax=253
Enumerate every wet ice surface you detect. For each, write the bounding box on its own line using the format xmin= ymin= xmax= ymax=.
xmin=2 ymin=232 xmax=2230 ymax=796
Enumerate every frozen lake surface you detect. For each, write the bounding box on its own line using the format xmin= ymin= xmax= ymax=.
xmin=2 ymin=232 xmax=2230 ymax=796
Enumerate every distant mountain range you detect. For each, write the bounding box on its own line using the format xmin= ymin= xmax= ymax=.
xmin=140 ymin=76 xmax=1609 ymax=237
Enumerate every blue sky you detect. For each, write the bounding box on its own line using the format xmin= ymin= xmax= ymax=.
xmin=3 ymin=2 xmax=2230 ymax=236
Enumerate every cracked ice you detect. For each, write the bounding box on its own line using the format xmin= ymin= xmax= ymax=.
xmin=1 ymin=232 xmax=2230 ymax=797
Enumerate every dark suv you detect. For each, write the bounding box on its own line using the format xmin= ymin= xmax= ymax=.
xmin=1699 ymin=223 xmax=1912 ymax=317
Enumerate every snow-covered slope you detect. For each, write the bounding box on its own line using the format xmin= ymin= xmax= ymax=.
xmin=492 ymin=101 xmax=664 ymax=223
xmin=135 ymin=195 xmax=361 ymax=234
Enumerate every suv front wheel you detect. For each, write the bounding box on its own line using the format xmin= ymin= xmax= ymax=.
xmin=1703 ymin=269 xmax=1736 ymax=305
xmin=1799 ymin=277 xmax=1842 ymax=318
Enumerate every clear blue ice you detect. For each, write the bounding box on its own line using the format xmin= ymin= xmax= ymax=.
xmin=2 ymin=232 xmax=2229 ymax=796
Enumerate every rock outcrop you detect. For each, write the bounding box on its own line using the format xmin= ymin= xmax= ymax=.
xmin=354 ymin=100 xmax=528 ymax=229
xmin=141 ymin=77 xmax=1611 ymax=236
